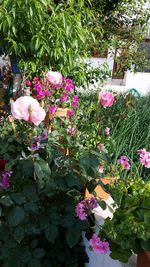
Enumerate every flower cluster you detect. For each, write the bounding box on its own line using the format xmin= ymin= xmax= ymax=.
xmin=137 ymin=148 xmax=150 ymax=168
xmin=75 ymin=197 xmax=98 ymax=220
xmin=117 ymin=156 xmax=130 ymax=170
xmin=0 ymin=171 xmax=12 ymax=189
xmin=89 ymin=233 xmax=109 ymax=254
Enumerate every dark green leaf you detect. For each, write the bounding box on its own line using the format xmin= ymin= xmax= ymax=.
xmin=8 ymin=206 xmax=25 ymax=226
xmin=14 ymin=227 xmax=25 ymax=243
xmin=44 ymin=225 xmax=58 ymax=243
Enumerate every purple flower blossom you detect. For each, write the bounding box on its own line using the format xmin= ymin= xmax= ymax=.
xmin=0 ymin=171 xmax=12 ymax=189
xmin=75 ymin=197 xmax=98 ymax=220
xmin=89 ymin=234 xmax=109 ymax=254
xmin=117 ymin=156 xmax=131 ymax=170
xmin=42 ymin=129 xmax=47 ymax=141
xmin=49 ymin=105 xmax=56 ymax=114
xmin=31 ymin=143 xmax=40 ymax=151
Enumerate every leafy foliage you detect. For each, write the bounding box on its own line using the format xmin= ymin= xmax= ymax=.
xmin=101 ymin=178 xmax=150 ymax=262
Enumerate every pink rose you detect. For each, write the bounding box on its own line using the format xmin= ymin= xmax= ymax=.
xmin=46 ymin=71 xmax=62 ymax=85
xmin=11 ymin=96 xmax=46 ymax=126
xmin=99 ymin=91 xmax=115 ymax=107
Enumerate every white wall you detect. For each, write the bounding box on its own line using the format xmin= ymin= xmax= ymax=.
xmin=125 ymin=71 xmax=150 ymax=95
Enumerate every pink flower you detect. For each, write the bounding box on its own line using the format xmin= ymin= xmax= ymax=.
xmin=137 ymin=149 xmax=150 ymax=168
xmin=11 ymin=96 xmax=46 ymax=126
xmin=67 ymin=109 xmax=75 ymax=118
xmin=99 ymin=91 xmax=115 ymax=108
xmin=97 ymin=143 xmax=105 ymax=151
xmin=97 ymin=165 xmax=104 ymax=174
xmin=66 ymin=126 xmax=76 ymax=135
xmin=46 ymin=71 xmax=62 ymax=85
xmin=89 ymin=234 xmax=109 ymax=254
xmin=26 ymin=80 xmax=32 ymax=87
xmin=49 ymin=105 xmax=56 ymax=114
xmin=75 ymin=202 xmax=87 ymax=220
xmin=105 ymin=127 xmax=110 ymax=136
xmin=117 ymin=156 xmax=131 ymax=170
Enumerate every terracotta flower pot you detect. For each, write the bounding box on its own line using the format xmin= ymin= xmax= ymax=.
xmin=49 ymin=108 xmax=69 ymax=120
xmin=137 ymin=251 xmax=150 ymax=267
xmin=85 ymin=177 xmax=116 ymax=200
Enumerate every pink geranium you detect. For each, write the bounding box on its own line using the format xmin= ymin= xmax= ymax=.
xmin=11 ymin=96 xmax=46 ymax=126
xmin=99 ymin=91 xmax=115 ymax=108
xmin=137 ymin=148 xmax=150 ymax=168
xmin=89 ymin=234 xmax=109 ymax=254
xmin=46 ymin=71 xmax=62 ymax=85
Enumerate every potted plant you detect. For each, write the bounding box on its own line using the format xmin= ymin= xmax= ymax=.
xmin=99 ymin=177 xmax=150 ymax=266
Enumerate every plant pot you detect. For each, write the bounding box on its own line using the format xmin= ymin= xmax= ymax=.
xmin=137 ymin=251 xmax=150 ymax=267
xmin=49 ymin=108 xmax=69 ymax=120
xmin=85 ymin=177 xmax=116 ymax=200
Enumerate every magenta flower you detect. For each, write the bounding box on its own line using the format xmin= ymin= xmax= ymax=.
xmin=44 ymin=91 xmax=51 ymax=97
xmin=11 ymin=96 xmax=46 ymax=126
xmin=72 ymin=95 xmax=79 ymax=108
xmin=89 ymin=234 xmax=109 ymax=254
xmin=117 ymin=156 xmax=131 ymax=170
xmin=60 ymin=94 xmax=68 ymax=102
xmin=26 ymin=80 xmax=32 ymax=87
xmin=99 ymin=91 xmax=115 ymax=108
xmin=0 ymin=171 xmax=12 ymax=189
xmin=31 ymin=143 xmax=40 ymax=151
xmin=105 ymin=127 xmax=110 ymax=136
xmin=67 ymin=109 xmax=75 ymax=118
xmin=75 ymin=202 xmax=87 ymax=220
xmin=35 ymin=83 xmax=42 ymax=92
xmin=46 ymin=71 xmax=62 ymax=85
xmin=75 ymin=198 xmax=98 ymax=220
xmin=49 ymin=105 xmax=56 ymax=114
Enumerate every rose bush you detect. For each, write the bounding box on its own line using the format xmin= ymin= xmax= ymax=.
xmin=0 ymin=71 xmax=150 ymax=267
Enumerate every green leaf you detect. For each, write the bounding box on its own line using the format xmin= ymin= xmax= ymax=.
xmin=14 ymin=227 xmax=25 ymax=243
xmin=11 ymin=193 xmax=26 ymax=205
xmin=33 ymin=248 xmax=45 ymax=259
xmin=34 ymin=159 xmax=51 ymax=190
xmin=0 ymin=195 xmax=14 ymax=207
xmin=80 ymin=152 xmax=99 ymax=177
xmin=44 ymin=225 xmax=58 ymax=243
xmin=65 ymin=227 xmax=81 ymax=247
xmin=98 ymin=200 xmax=107 ymax=210
xmin=28 ymin=259 xmax=41 ymax=267
xmin=8 ymin=206 xmax=25 ymax=227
